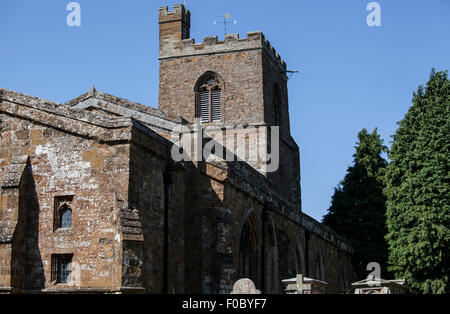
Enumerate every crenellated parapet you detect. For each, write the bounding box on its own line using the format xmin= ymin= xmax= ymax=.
xmin=159 ymin=4 xmax=188 ymax=20
xmin=160 ymin=31 xmax=287 ymax=71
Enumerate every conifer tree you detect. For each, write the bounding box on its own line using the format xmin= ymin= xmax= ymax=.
xmin=323 ymin=128 xmax=389 ymax=279
xmin=385 ymin=70 xmax=449 ymax=294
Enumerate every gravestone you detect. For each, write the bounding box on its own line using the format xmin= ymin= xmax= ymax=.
xmin=231 ymin=278 xmax=261 ymax=294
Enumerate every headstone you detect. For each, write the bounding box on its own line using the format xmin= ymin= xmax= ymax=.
xmin=351 ymin=278 xmax=407 ymax=294
xmin=231 ymin=278 xmax=261 ymax=294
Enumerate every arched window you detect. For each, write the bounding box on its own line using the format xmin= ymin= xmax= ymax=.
xmin=315 ymin=249 xmax=326 ymax=282
xmin=60 ymin=205 xmax=72 ymax=229
xmin=195 ymin=72 xmax=223 ymax=123
xmin=263 ymin=216 xmax=278 ymax=294
xmin=53 ymin=196 xmax=74 ymax=231
xmin=238 ymin=210 xmax=262 ymax=288
xmin=276 ymin=229 xmax=290 ymax=279
xmin=295 ymin=249 xmax=303 ymax=275
xmin=240 ymin=221 xmax=258 ymax=282
xmin=294 ymin=237 xmax=306 ymax=276
xmin=339 ymin=270 xmax=347 ymax=293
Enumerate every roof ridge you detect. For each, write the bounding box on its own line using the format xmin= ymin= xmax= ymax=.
xmin=1 ymin=88 xmax=131 ymax=129
xmin=0 ymin=87 xmax=64 ymax=107
xmin=64 ymin=87 xmax=183 ymax=123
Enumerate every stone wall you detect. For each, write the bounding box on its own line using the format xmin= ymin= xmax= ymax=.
xmin=0 ymin=89 xmax=192 ymax=293
xmin=126 ymin=125 xmax=186 ymax=293
xmin=0 ymin=114 xmax=129 ymax=291
xmin=157 ymin=4 xmax=301 ymax=212
xmin=158 ymin=29 xmax=289 ymax=129
xmin=159 ymin=46 xmax=265 ymax=125
xmin=194 ymin=157 xmax=354 ymax=294
xmin=0 ymin=3 xmax=357 ymax=293
xmin=0 ymin=89 xmax=137 ymax=292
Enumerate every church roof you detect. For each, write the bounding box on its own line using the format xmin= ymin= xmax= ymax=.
xmin=1 ymin=86 xmax=184 ymax=136
xmin=0 ymin=87 xmax=130 ymax=129
xmin=65 ymin=86 xmax=183 ymax=133
xmin=0 ymin=87 xmax=171 ymax=147
xmin=65 ymin=86 xmax=181 ymax=121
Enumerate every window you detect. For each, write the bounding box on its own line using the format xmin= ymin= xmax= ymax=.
xmin=51 ymin=254 xmax=73 ymax=284
xmin=54 ymin=196 xmax=74 ymax=231
xmin=240 ymin=221 xmax=258 ymax=282
xmin=60 ymin=205 xmax=72 ymax=229
xmin=195 ymin=73 xmax=223 ymax=123
xmin=315 ymin=250 xmax=326 ymax=282
xmin=239 ymin=212 xmax=261 ymax=286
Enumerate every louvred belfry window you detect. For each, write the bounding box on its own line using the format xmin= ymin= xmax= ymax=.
xmin=211 ymin=87 xmax=222 ymax=121
xmin=196 ymin=74 xmax=223 ymax=123
xmin=199 ymin=89 xmax=210 ymax=123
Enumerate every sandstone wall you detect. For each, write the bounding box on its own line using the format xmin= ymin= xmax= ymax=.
xmin=195 ymin=159 xmax=354 ymax=294
xmin=159 ymin=47 xmax=265 ymax=125
xmin=127 ymin=126 xmax=186 ymax=293
xmin=0 ymin=89 xmax=134 ymax=292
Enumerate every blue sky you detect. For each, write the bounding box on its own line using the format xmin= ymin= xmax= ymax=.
xmin=0 ymin=0 xmax=449 ymax=221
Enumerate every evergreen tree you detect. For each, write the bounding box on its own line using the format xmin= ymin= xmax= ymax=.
xmin=385 ymin=70 xmax=449 ymax=294
xmin=323 ymin=128 xmax=389 ymax=279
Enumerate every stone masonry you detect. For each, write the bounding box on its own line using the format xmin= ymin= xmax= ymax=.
xmin=0 ymin=4 xmax=354 ymax=294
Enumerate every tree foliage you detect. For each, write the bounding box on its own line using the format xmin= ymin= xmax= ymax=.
xmin=323 ymin=128 xmax=389 ymax=279
xmin=385 ymin=69 xmax=450 ymax=294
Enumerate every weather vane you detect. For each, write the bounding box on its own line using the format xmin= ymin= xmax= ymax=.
xmin=214 ymin=13 xmax=237 ymax=37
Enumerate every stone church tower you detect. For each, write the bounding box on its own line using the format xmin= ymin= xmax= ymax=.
xmin=158 ymin=4 xmax=301 ymax=210
xmin=0 ymin=4 xmax=354 ymax=294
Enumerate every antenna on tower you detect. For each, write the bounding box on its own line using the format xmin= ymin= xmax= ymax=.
xmin=214 ymin=13 xmax=237 ymax=37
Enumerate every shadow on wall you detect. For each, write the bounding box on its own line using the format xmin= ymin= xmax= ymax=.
xmin=7 ymin=159 xmax=45 ymax=291
xmin=190 ymin=136 xmax=284 ymax=294
xmin=23 ymin=161 xmax=45 ymax=290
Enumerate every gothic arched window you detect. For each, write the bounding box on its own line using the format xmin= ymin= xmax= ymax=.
xmin=315 ymin=249 xmax=326 ymax=282
xmin=195 ymin=72 xmax=223 ymax=123
xmin=60 ymin=205 xmax=72 ymax=229
xmin=239 ymin=211 xmax=261 ymax=286
xmin=240 ymin=221 xmax=258 ymax=282
xmin=54 ymin=203 xmax=72 ymax=230
xmin=53 ymin=196 xmax=74 ymax=231
xmin=294 ymin=237 xmax=306 ymax=276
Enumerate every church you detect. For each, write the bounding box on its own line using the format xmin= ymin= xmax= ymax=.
xmin=0 ymin=4 xmax=354 ymax=294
